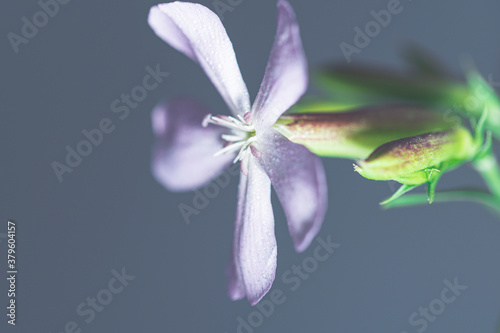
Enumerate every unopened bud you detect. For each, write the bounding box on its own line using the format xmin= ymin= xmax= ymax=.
xmin=354 ymin=127 xmax=475 ymax=185
xmin=315 ymin=64 xmax=469 ymax=108
xmin=276 ymin=105 xmax=456 ymax=159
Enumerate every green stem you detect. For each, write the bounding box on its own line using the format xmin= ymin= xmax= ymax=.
xmin=383 ymin=190 xmax=500 ymax=216
xmin=473 ymin=150 xmax=500 ymax=199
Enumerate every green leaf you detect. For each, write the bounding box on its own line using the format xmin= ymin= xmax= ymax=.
xmin=380 ymin=184 xmax=420 ymax=205
xmin=289 ymin=98 xmax=361 ymax=114
xmin=382 ymin=189 xmax=500 ymax=216
xmin=314 ymin=64 xmax=469 ymax=108
xmin=464 ymin=68 xmax=500 ymax=133
xmin=426 ymin=167 xmax=443 ymax=203
xmin=401 ymin=44 xmax=454 ymax=79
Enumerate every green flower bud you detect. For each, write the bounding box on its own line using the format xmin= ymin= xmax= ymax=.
xmin=354 ymin=127 xmax=475 ymax=185
xmin=308 ymin=59 xmax=500 ymax=139
xmin=314 ymin=64 xmax=469 ymax=108
xmin=275 ymin=105 xmax=456 ymax=159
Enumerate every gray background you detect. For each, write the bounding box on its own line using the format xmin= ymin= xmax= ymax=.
xmin=2 ymin=0 xmax=500 ymax=332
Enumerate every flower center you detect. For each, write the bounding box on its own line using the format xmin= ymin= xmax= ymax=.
xmin=202 ymin=112 xmax=256 ymax=163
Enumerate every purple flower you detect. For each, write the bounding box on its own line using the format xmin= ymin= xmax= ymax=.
xmin=148 ymin=0 xmax=327 ymax=305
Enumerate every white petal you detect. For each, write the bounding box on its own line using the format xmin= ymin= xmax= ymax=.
xmin=227 ymin=171 xmax=248 ymax=301
xmin=151 ymin=98 xmax=234 ymax=192
xmin=251 ymin=0 xmax=308 ymax=132
xmin=238 ymin=157 xmax=277 ymax=305
xmin=148 ymin=2 xmax=251 ymax=115
xmin=257 ymin=129 xmax=327 ymax=252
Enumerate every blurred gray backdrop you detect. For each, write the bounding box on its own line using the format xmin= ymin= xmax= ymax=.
xmin=2 ymin=0 xmax=500 ymax=332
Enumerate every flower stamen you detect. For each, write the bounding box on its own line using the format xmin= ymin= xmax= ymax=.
xmin=203 ymin=114 xmax=254 ymax=132
xmin=233 ymin=137 xmax=258 ymax=163
xmin=214 ymin=141 xmax=246 ymax=157
xmin=221 ymin=134 xmax=247 ymax=142
xmin=203 ymin=113 xmax=257 ymax=162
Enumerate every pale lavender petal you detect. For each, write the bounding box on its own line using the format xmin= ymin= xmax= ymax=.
xmin=148 ymin=3 xmax=250 ymax=115
xmin=238 ymin=157 xmax=277 ymax=305
xmin=227 ymin=172 xmax=247 ymax=301
xmin=251 ymin=0 xmax=308 ymax=132
xmin=257 ymin=129 xmax=327 ymax=253
xmin=151 ymin=98 xmax=234 ymax=192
